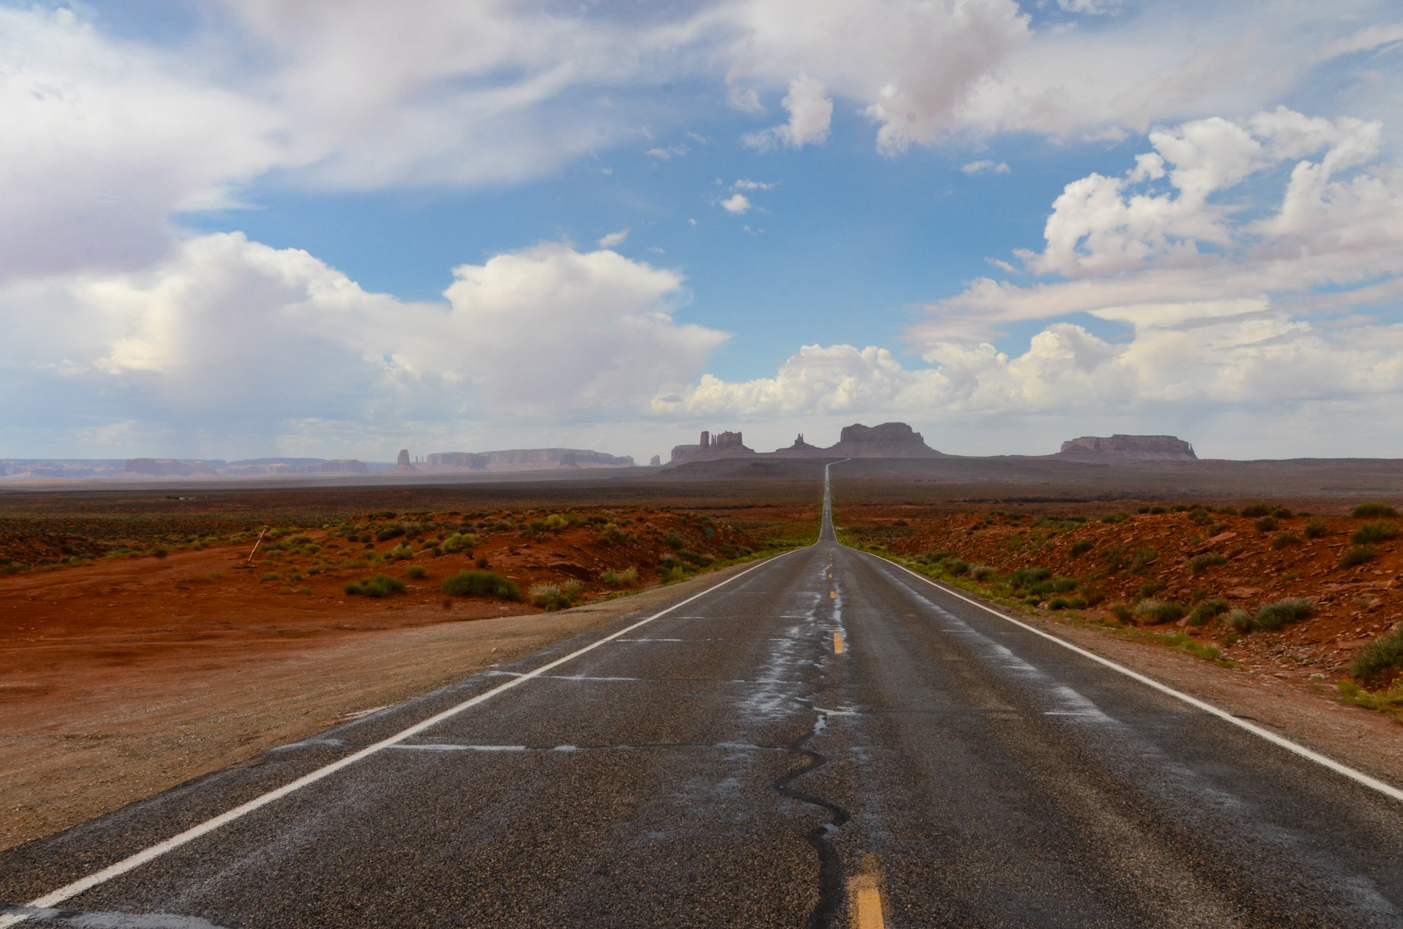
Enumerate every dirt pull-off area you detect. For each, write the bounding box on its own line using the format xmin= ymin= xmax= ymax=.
xmin=0 ymin=505 xmax=813 ymax=850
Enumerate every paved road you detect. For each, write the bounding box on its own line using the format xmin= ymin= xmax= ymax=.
xmin=4 ymin=466 xmax=1403 ymax=928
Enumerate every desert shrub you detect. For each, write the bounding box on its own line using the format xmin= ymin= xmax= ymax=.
xmin=1242 ymin=504 xmax=1274 ymax=518
xmin=405 ymin=564 xmax=427 ymax=579
xmin=1007 ymin=567 xmax=1052 ymax=587
xmin=945 ymin=560 xmax=970 ymax=576
xmin=529 ymin=580 xmax=584 ymax=610
xmin=1353 ymin=503 xmax=1400 ymax=519
xmin=1109 ymin=603 xmax=1133 ymax=622
xmin=441 ymin=532 xmax=477 ymax=553
xmin=1101 ymin=512 xmax=1129 ymax=523
xmin=1188 ymin=598 xmax=1229 ymax=627
xmin=1351 ymin=521 xmax=1400 ymax=546
xmin=474 ymin=554 xmax=489 ymax=568
xmin=1215 ymin=505 xmax=1238 ymax=516
xmin=386 ymin=543 xmax=415 ymax=561
xmin=662 ymin=531 xmax=686 ymax=549
xmin=1341 ymin=544 xmax=1378 ymax=568
xmin=345 ymin=574 xmax=406 ymax=598
xmin=261 ymin=572 xmax=282 ymax=581
xmin=376 ymin=524 xmax=406 ymax=542
xmin=1252 ymin=598 xmax=1315 ymax=631
xmin=1135 ymin=600 xmax=1185 ymax=625
xmin=543 ymin=514 xmax=571 ymax=531
xmin=677 ymin=549 xmax=712 ymax=566
xmin=441 ymin=570 xmax=521 ymax=600
xmin=1130 ymin=547 xmax=1158 ymax=573
xmin=1303 ymin=519 xmax=1328 ymax=539
xmin=599 ymin=524 xmax=629 ymax=546
xmin=1272 ymin=532 xmax=1301 ymax=549
xmin=1102 ymin=544 xmax=1129 ymax=572
xmin=601 ymin=567 xmax=639 ymax=588
xmin=1069 ymin=539 xmax=1095 ymax=558
xmin=1227 ymin=608 xmax=1254 ymax=632
xmin=972 ymin=566 xmax=997 ymax=581
xmin=1254 ymin=516 xmax=1278 ymax=533
xmin=1048 ymin=597 xmax=1071 ymax=610
xmin=1351 ymin=627 xmax=1403 ymax=680
xmin=1149 ymin=506 xmax=1167 ymax=515
xmin=1051 ymin=577 xmax=1077 ymax=593
xmin=1188 ymin=552 xmax=1226 ymax=573
xmin=1273 ymin=507 xmax=1293 ymax=519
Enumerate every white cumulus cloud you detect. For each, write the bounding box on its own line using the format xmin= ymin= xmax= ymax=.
xmin=961 ymin=160 xmax=1011 ymax=175
xmin=721 ymin=193 xmax=752 ymax=214
xmin=597 ymin=229 xmax=629 ymax=248
xmin=743 ymin=74 xmax=833 ymax=151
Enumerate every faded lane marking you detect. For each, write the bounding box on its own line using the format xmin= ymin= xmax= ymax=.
xmin=0 ymin=550 xmax=800 ymax=928
xmin=848 ymin=868 xmax=885 ymax=929
xmin=834 ymin=632 xmax=845 ymax=654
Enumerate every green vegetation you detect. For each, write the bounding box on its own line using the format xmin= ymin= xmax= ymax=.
xmin=386 ymin=542 xmax=415 ymax=560
xmin=1353 ymin=503 xmax=1399 ymax=519
xmin=1338 ymin=680 xmax=1403 ymax=719
xmin=1151 ymin=631 xmax=1228 ymax=664
xmin=1134 ymin=600 xmax=1185 ymax=625
xmin=529 ymin=580 xmax=585 ymax=610
xmin=344 ymin=574 xmax=406 ymax=598
xmin=1350 ymin=626 xmax=1403 ymax=680
xmin=1351 ymin=521 xmax=1399 ymax=546
xmin=1068 ymin=539 xmax=1094 ymax=557
xmin=1304 ymin=518 xmax=1328 ymax=539
xmin=440 ymin=532 xmax=476 ymax=553
xmin=601 ymin=567 xmax=639 ymax=588
xmin=1272 ymin=531 xmax=1301 ymax=549
xmin=1100 ymin=512 xmax=1129 ymax=523
xmin=441 ymin=570 xmax=521 ymax=600
xmin=1254 ymin=515 xmax=1278 ymax=533
xmin=1188 ymin=598 xmax=1229 ymax=627
xmin=405 ymin=564 xmax=427 ymax=579
xmin=1242 ymin=504 xmax=1274 ymax=518
xmin=1340 ymin=544 xmax=1378 ymax=568
xmin=1252 ymin=598 xmax=1315 ymax=631
xmin=1188 ymin=552 xmax=1225 ymax=573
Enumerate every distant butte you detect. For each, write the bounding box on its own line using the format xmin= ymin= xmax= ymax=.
xmin=1057 ymin=434 xmax=1197 ymax=461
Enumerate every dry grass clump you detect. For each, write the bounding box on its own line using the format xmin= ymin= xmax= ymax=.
xmin=344 ymin=574 xmax=406 ymax=598
xmin=441 ymin=570 xmax=520 ymax=600
xmin=1134 ymin=600 xmax=1185 ymax=625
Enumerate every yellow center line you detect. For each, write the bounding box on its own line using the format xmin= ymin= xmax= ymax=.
xmin=848 ymin=871 xmax=885 ymax=929
xmin=829 ymin=589 xmax=836 ymax=599
xmin=833 ymin=632 xmax=844 ymax=654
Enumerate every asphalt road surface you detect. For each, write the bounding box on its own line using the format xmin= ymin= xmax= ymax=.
xmin=4 ymin=466 xmax=1403 ymax=928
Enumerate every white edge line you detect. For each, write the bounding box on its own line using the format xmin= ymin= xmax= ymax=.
xmin=860 ymin=549 xmax=1403 ymax=805
xmin=0 ymin=550 xmax=798 ymax=925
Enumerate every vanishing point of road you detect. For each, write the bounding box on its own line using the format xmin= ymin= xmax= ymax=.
xmin=3 ymin=465 xmax=1403 ymax=927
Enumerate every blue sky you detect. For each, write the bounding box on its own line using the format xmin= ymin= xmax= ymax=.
xmin=2 ymin=0 xmax=1402 ymax=462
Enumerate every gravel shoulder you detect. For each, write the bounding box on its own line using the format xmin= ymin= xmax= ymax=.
xmin=0 ymin=560 xmax=767 ymax=852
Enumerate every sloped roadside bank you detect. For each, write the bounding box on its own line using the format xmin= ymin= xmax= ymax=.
xmin=846 ymin=542 xmax=1403 ymax=793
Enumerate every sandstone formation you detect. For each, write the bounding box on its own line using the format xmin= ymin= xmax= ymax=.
xmin=772 ymin=434 xmax=823 ymax=457
xmin=826 ymin=422 xmax=944 ymax=458
xmin=650 ymin=455 xmax=662 ymax=467
xmin=391 ymin=449 xmax=417 ymax=473
xmin=1058 ymin=435 xmax=1197 ymax=461
xmin=668 ymin=430 xmax=756 ymax=465
xmin=425 ymin=449 xmax=633 ymax=472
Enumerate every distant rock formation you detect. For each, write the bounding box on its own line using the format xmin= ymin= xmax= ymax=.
xmin=425 ymin=449 xmax=633 ymax=472
xmin=668 ymin=430 xmax=756 ymax=466
xmin=773 ymin=433 xmax=826 ymax=457
xmin=670 ymin=430 xmax=709 ymax=463
xmin=827 ymin=422 xmax=944 ymax=458
xmin=1058 ymin=435 xmax=1197 ymax=461
xmin=122 ymin=458 xmax=222 ymax=477
xmin=650 ymin=455 xmax=662 ymax=467
xmin=392 ymin=449 xmax=417 ymax=473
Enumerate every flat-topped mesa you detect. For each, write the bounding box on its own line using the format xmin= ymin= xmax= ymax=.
xmin=1058 ymin=434 xmax=1197 ymax=461
xmin=426 ymin=449 xmax=633 ymax=472
xmin=828 ymin=422 xmax=944 ymax=458
xmin=122 ymin=458 xmax=223 ymax=477
xmin=666 ymin=429 xmax=756 ymax=465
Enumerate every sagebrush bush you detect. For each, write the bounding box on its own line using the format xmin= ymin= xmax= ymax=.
xmin=1304 ymin=518 xmax=1328 ymax=539
xmin=1008 ymin=567 xmax=1051 ymax=587
xmin=441 ymin=570 xmax=520 ymax=600
xmin=1341 ymin=544 xmax=1378 ymax=568
xmin=345 ymin=574 xmax=406 ymax=598
xmin=662 ymin=531 xmax=686 ymax=549
xmin=945 ymin=560 xmax=970 ymax=576
xmin=1188 ymin=598 xmax=1229 ymax=627
xmin=1242 ymin=504 xmax=1274 ymax=518
xmin=405 ymin=564 xmax=426 ymax=579
xmin=529 ymin=580 xmax=584 ymax=610
xmin=1252 ymin=598 xmax=1315 ymax=631
xmin=1272 ymin=532 xmax=1301 ymax=550
xmin=440 ymin=532 xmax=477 ymax=553
xmin=1109 ymin=603 xmax=1133 ymax=622
xmin=376 ymin=525 xmax=405 ymax=542
xmin=1188 ymin=552 xmax=1226 ymax=573
xmin=1135 ymin=600 xmax=1186 ymax=625
xmin=1353 ymin=503 xmax=1400 ymax=519
xmin=1351 ymin=521 xmax=1400 ymax=546
xmin=1254 ymin=516 xmax=1278 ymax=533
xmin=1101 ymin=512 xmax=1128 ymax=523
xmin=1069 ymin=539 xmax=1095 ymax=557
xmin=972 ymin=566 xmax=997 ymax=581
xmin=1351 ymin=626 xmax=1403 ymax=680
